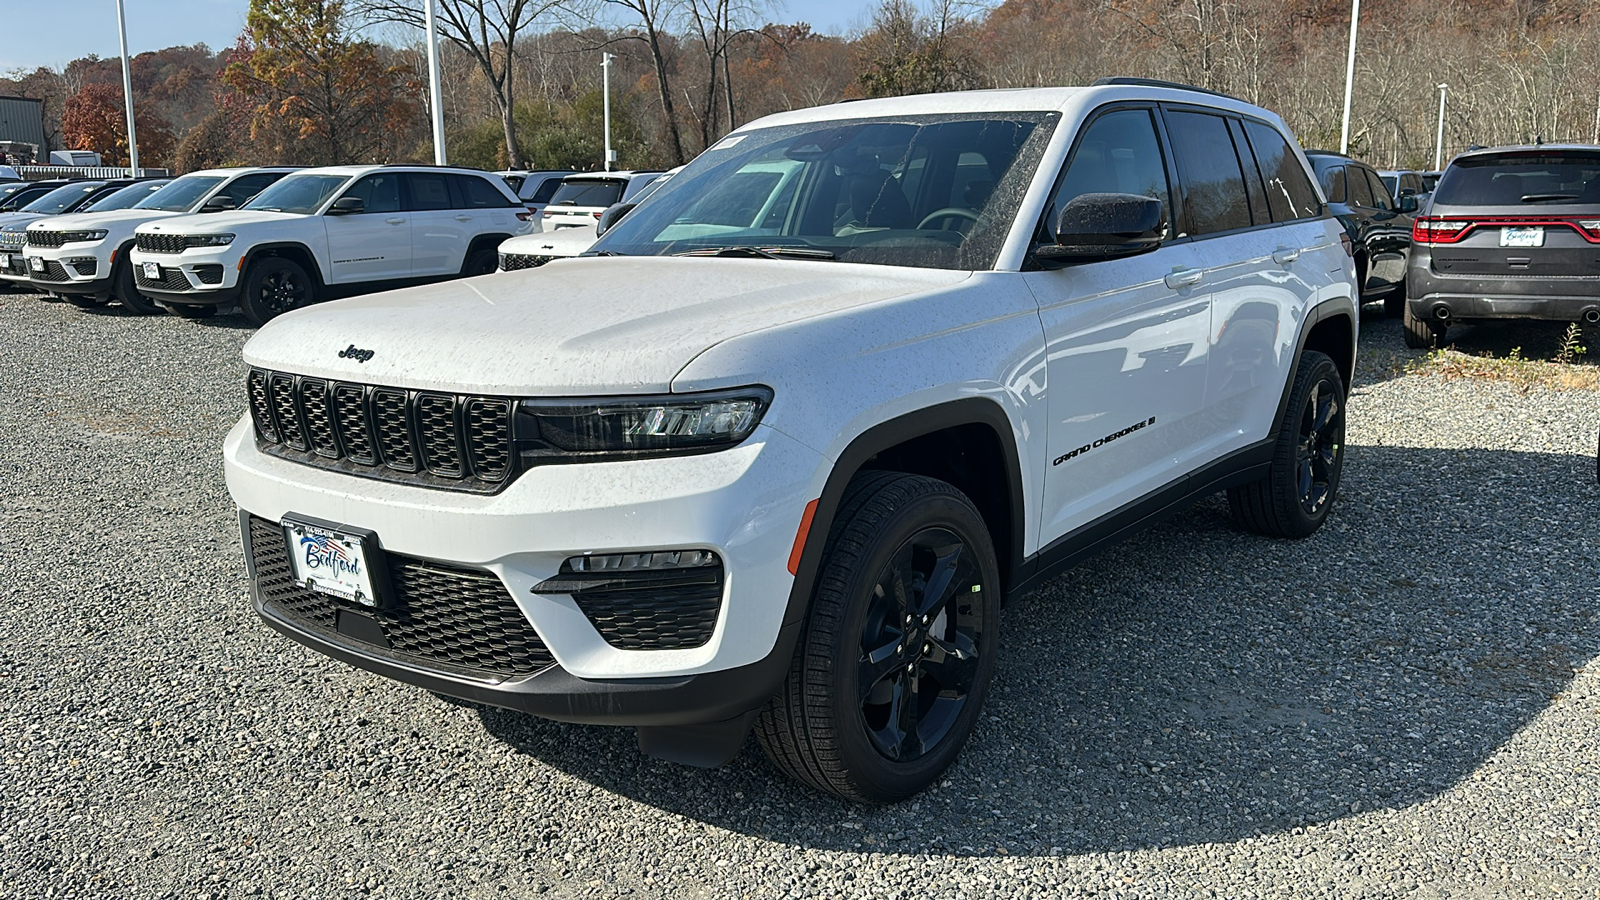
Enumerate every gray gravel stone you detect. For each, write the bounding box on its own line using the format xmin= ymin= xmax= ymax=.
xmin=1 ymin=293 xmax=1596 ymax=899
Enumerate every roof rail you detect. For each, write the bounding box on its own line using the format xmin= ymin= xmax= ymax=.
xmin=1091 ymin=76 xmax=1241 ymax=102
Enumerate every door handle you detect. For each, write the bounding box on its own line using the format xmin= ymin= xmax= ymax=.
xmin=1272 ymin=247 xmax=1301 ymax=265
xmin=1164 ymin=267 xmax=1203 ymax=290
xmin=386 ymin=217 xmax=406 ymax=225
xmin=454 ymin=215 xmax=474 ymax=222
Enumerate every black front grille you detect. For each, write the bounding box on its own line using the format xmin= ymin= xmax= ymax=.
xmin=248 ymin=515 xmax=556 ymax=678
xmin=70 ymin=258 xmax=97 ymax=277
xmin=498 ymin=253 xmax=552 ymax=271
xmin=134 ymin=265 xmax=193 ymax=292
xmin=26 ymin=231 xmax=68 ymax=248
xmin=30 ymin=260 xmax=69 ymax=282
xmin=135 ymin=232 xmax=186 ymax=253
xmin=193 ymin=264 xmax=224 ymax=285
xmin=249 ymin=368 xmax=517 ymax=493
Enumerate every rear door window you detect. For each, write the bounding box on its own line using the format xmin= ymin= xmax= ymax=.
xmin=1344 ymin=166 xmax=1375 ymax=207
xmin=1227 ymin=118 xmax=1271 ymax=225
xmin=403 ymin=172 xmax=454 ymax=211
xmin=1362 ymin=168 xmax=1393 ymax=210
xmin=454 ymin=174 xmax=518 ymax=208
xmin=1164 ymin=109 xmax=1251 ymax=235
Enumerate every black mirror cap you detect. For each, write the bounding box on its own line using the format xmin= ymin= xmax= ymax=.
xmin=1038 ymin=192 xmax=1166 ymax=262
xmin=200 ymin=195 xmax=237 ymax=213
xmin=595 ymin=202 xmax=637 ymax=238
xmin=1398 ymin=193 xmax=1419 ymax=213
xmin=328 ymin=197 xmax=365 ymax=215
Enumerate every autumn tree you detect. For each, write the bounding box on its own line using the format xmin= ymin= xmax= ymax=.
xmin=857 ymin=0 xmax=978 ymax=98
xmin=222 ymin=0 xmax=422 ymax=165
xmin=60 ymin=82 xmax=175 ymax=167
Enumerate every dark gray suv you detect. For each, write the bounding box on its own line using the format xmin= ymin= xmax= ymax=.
xmin=1405 ymin=145 xmax=1600 ymax=348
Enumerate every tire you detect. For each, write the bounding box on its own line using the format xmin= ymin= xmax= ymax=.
xmin=166 ymin=303 xmax=216 ymax=319
xmin=1382 ymin=286 xmax=1405 ymax=318
xmin=460 ymin=246 xmax=497 ymax=278
xmin=239 ymin=256 xmax=314 ymax=326
xmin=1402 ymin=299 xmax=1442 ymax=349
xmin=113 ymin=253 xmax=162 ymax=315
xmin=755 ymin=472 xmax=1001 ymax=803
xmin=1228 ymin=350 xmax=1346 ymax=539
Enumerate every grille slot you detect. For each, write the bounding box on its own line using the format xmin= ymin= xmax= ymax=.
xmin=248 ymin=515 xmax=556 ymax=677
xmin=248 ymin=369 xmax=518 ymax=493
xmin=135 ymin=233 xmax=186 ymax=253
xmin=31 ymin=260 xmax=69 ymax=282
xmin=26 ymin=231 xmax=68 ymax=248
xmin=133 ymin=265 xmax=193 ymax=292
xmin=570 ymin=571 xmax=724 ymax=651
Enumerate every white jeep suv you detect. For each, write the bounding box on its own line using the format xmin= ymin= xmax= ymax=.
xmin=225 ymin=80 xmax=1357 ymax=801
xmin=130 ymin=165 xmax=530 ymax=325
xmin=23 ymin=167 xmax=295 ymax=315
xmin=538 ymin=170 xmax=664 ymax=234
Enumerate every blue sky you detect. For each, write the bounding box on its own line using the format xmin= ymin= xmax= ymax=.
xmin=0 ymin=0 xmax=880 ymax=73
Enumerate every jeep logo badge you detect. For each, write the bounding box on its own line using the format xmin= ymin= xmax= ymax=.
xmin=338 ymin=344 xmax=375 ymax=363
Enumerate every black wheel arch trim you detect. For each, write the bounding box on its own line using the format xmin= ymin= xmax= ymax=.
xmin=242 ymin=242 xmax=327 ymax=290
xmin=1273 ymin=296 xmax=1357 ymax=429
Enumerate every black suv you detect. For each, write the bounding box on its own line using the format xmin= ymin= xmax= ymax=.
xmin=1404 ymin=145 xmax=1600 ymax=348
xmin=1305 ymin=151 xmax=1418 ymax=316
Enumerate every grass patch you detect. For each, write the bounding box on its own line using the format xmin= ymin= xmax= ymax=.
xmin=1406 ymin=324 xmax=1600 ymax=390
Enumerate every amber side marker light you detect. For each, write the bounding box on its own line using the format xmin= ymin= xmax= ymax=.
xmin=787 ymin=499 xmax=819 ymax=576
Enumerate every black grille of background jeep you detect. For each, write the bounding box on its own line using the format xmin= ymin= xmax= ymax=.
xmin=25 ymin=231 xmax=68 ymax=248
xmin=248 ymin=514 xmax=556 ymax=678
xmin=498 ymin=253 xmax=553 ymax=271
xmin=247 ymin=368 xmax=515 ymax=493
xmin=135 ymin=233 xmax=187 ymax=253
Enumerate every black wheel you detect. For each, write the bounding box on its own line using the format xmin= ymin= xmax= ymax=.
xmin=240 ymin=257 xmax=313 ymax=326
xmin=1402 ymin=299 xmax=1442 ymax=349
xmin=166 ymin=303 xmax=216 ymax=319
xmin=1382 ymin=286 xmax=1405 ymax=318
xmin=756 ymin=472 xmax=1000 ymax=803
xmin=114 ymin=253 xmax=162 ymax=315
xmin=64 ymin=294 xmax=110 ymax=309
xmin=461 ymin=246 xmax=497 ymax=277
xmin=1228 ymin=350 xmax=1346 ymax=539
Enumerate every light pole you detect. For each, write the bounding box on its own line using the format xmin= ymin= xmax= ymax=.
xmin=115 ymin=0 xmax=139 ymax=174
xmin=1433 ymin=83 xmax=1448 ymax=171
xmin=424 ymin=0 xmax=447 ymax=165
xmin=1339 ymin=0 xmax=1360 ymax=155
xmin=602 ymin=52 xmax=615 ymax=172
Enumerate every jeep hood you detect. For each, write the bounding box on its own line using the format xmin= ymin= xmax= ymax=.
xmin=140 ymin=209 xmax=303 ymax=233
xmin=42 ymin=208 xmax=180 ymax=231
xmin=244 ymin=256 xmax=970 ymax=394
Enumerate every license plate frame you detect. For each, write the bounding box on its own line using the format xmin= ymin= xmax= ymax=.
xmin=141 ymin=261 xmax=162 ymax=280
xmin=27 ymin=255 xmax=45 ymax=272
xmin=281 ymin=514 xmax=390 ymax=609
xmin=0 ymin=253 xmax=9 ymax=269
xmin=1500 ymin=226 xmax=1545 ymax=248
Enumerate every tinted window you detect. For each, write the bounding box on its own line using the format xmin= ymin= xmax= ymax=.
xmin=549 ymin=179 xmax=624 ymax=208
xmin=1228 ymin=118 xmax=1270 ymax=225
xmin=1166 ymin=110 xmax=1251 ymax=235
xmin=245 ymin=174 xmax=348 ymax=214
xmin=1362 ymin=168 xmax=1392 ymax=210
xmin=1431 ymin=152 xmax=1600 ymax=206
xmin=1320 ymin=165 xmax=1346 ymax=203
xmin=22 ymin=182 xmax=107 ymax=214
xmin=1345 ymin=166 xmax=1374 ymax=206
xmin=529 ymin=177 xmax=563 ymax=204
xmin=455 ymin=174 xmax=517 ymax=208
xmin=0 ymin=185 xmax=52 ymax=212
xmin=85 ymin=180 xmax=170 ymax=212
xmin=341 ymin=173 xmax=402 ymax=213
xmin=216 ymin=172 xmax=285 ymax=206
xmin=135 ymin=175 xmax=225 ymax=211
xmin=404 ymin=172 xmax=453 ymax=211
xmin=1048 ymin=108 xmax=1172 ymax=236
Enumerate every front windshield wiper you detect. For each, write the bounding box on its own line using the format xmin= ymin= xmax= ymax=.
xmin=673 ymin=246 xmax=836 ymax=261
xmin=1520 ymin=192 xmax=1580 ymax=203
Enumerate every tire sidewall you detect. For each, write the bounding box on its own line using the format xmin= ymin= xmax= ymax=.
xmin=463 ymin=247 xmax=496 ymax=277
xmin=815 ymin=484 xmax=1000 ymax=801
xmin=241 ymin=257 xmax=311 ymax=326
xmin=1275 ymin=352 xmax=1346 ymax=536
xmin=115 ymin=252 xmax=162 ymax=315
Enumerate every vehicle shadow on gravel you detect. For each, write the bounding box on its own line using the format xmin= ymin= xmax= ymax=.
xmin=1354 ymin=306 xmax=1599 ymax=386
xmin=476 ymin=445 xmax=1599 ymax=858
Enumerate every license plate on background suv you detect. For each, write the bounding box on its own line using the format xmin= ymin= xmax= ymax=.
xmin=0 ymin=254 xmax=9 ymax=269
xmin=28 ymin=255 xmax=44 ymax=272
xmin=141 ymin=262 xmax=161 ymax=280
xmin=1500 ymin=226 xmax=1544 ymax=248
xmin=283 ymin=518 xmax=379 ymax=607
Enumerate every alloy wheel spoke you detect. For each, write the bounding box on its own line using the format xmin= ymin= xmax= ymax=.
xmin=894 ymin=673 xmax=924 ymax=760
xmin=858 ymin=635 xmax=905 ymax=704
xmin=915 ymin=542 xmax=965 ymax=619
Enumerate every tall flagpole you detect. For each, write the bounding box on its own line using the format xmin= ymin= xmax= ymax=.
xmin=116 ymin=0 xmax=140 ymax=173
xmin=424 ymin=0 xmax=447 ymax=164
xmin=602 ymin=52 xmax=615 ymax=172
xmin=1339 ymin=0 xmax=1360 ymax=156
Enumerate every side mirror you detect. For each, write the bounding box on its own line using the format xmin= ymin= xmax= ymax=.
xmin=595 ymin=202 xmax=637 ymax=237
xmin=328 ymin=197 xmax=365 ymax=215
xmin=1398 ymin=193 xmax=1419 ymax=213
xmin=199 ymin=195 xmax=237 ymax=213
xmin=1036 ymin=192 xmax=1166 ymax=263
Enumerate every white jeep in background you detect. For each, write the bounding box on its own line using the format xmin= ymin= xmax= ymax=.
xmin=538 ymin=170 xmax=665 ymax=233
xmin=130 ymin=165 xmax=531 ymax=325
xmin=225 ymin=79 xmax=1357 ymax=801
xmin=22 ymin=167 xmax=296 ymax=315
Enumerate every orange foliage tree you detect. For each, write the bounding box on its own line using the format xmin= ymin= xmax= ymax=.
xmin=59 ymin=82 xmax=175 ymax=168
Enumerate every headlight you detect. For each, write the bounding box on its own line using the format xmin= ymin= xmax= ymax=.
xmin=518 ymin=386 xmax=772 ymax=461
xmin=57 ymin=229 xmax=109 ymax=242
xmin=186 ymin=233 xmax=235 ymax=247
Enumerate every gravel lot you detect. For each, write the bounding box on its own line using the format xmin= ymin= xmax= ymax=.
xmin=2 ymin=291 xmax=1597 ymax=899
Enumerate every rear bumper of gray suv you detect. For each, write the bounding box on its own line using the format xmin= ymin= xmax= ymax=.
xmin=1406 ymin=249 xmax=1600 ymax=325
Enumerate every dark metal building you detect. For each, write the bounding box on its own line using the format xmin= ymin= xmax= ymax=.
xmin=0 ymin=95 xmax=48 ymax=161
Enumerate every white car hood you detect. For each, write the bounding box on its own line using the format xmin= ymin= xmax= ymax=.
xmin=140 ymin=209 xmax=304 ymax=233
xmin=244 ymin=256 xmax=971 ymax=394
xmin=40 ymin=208 xmax=180 ymax=231
xmin=0 ymin=212 xmax=46 ymax=231
xmin=498 ymin=228 xmax=596 ymax=257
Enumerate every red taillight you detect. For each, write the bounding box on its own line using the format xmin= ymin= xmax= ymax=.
xmin=592 ymin=211 xmax=603 ymax=219
xmin=542 ymin=210 xmax=555 ymax=217
xmin=1578 ymin=220 xmax=1600 ymax=242
xmin=1413 ymin=217 xmax=1472 ymax=243
xmin=1339 ymin=232 xmax=1353 ymax=257
xmin=515 ymin=211 xmax=533 ymax=222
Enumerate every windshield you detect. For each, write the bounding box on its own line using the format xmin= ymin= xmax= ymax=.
xmin=1433 ymin=152 xmax=1600 ymax=206
xmin=0 ymin=186 xmax=50 ymax=212
xmin=592 ymin=113 xmax=1057 ymax=270
xmin=243 ymin=173 xmax=349 ymax=214
xmin=135 ymin=175 xmax=225 ymax=212
xmin=22 ymin=182 xmax=107 ymax=215
xmin=87 ymin=180 xmax=172 ymax=212
xmin=549 ymin=179 xmax=625 ymax=209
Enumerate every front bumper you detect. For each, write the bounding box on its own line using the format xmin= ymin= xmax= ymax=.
xmin=225 ymin=417 xmax=826 ymax=723
xmin=129 ymin=246 xmax=241 ymax=305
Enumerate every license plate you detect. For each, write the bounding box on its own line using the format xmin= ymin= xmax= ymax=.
xmin=0 ymin=254 xmax=9 ymax=268
xmin=28 ymin=255 xmax=44 ymax=272
xmin=141 ymin=261 xmax=162 ymax=280
xmin=283 ymin=518 xmax=379 ymax=607
xmin=1500 ymin=226 xmax=1544 ymax=248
